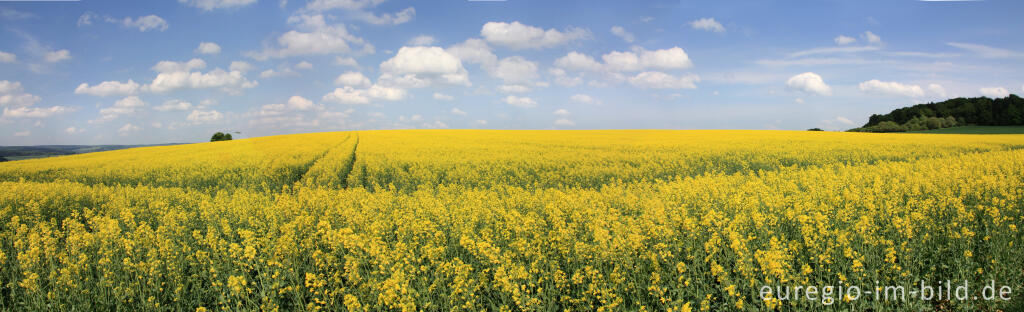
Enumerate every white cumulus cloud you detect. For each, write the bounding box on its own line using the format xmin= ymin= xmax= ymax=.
xmin=503 ymin=95 xmax=537 ymax=108
xmin=334 ymin=71 xmax=371 ymax=87
xmin=322 ymin=85 xmax=407 ymax=104
xmin=979 ymin=86 xmax=1009 ymax=98
xmin=786 ymin=72 xmax=831 ymax=96
xmin=146 ymin=59 xmax=257 ymax=94
xmin=196 ymin=42 xmax=221 ymax=54
xmin=117 ymin=123 xmax=141 ymax=134
xmin=44 ymin=49 xmax=71 ymax=63
xmin=248 ymin=14 xmax=373 ymax=60
xmin=554 ymin=51 xmax=603 ymax=72
xmin=446 ymin=38 xmax=497 ymax=68
xmin=490 ymin=56 xmax=538 ymax=84
xmin=481 ymin=21 xmax=588 ymax=50
xmin=379 ymin=46 xmax=470 ymax=87
xmin=690 ymin=18 xmax=725 ymax=33
xmin=570 ymin=94 xmax=594 ymax=104
xmin=834 ymin=35 xmax=856 ymax=45
xmin=154 ymin=99 xmax=193 ymax=111
xmin=610 ymin=26 xmax=635 ymax=43
xmin=120 ymin=15 xmax=169 ymax=32
xmin=75 ymin=80 xmax=140 ymax=97
xmin=0 ymin=51 xmax=15 ymax=63
xmin=628 ymin=71 xmax=700 ymax=89
xmin=601 ymin=47 xmax=693 ymax=72
xmin=187 ymin=109 xmax=223 ymax=123
xmin=859 ymin=80 xmax=925 ymax=97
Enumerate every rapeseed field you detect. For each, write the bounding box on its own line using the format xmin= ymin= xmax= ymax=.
xmin=0 ymin=130 xmax=1021 ymax=311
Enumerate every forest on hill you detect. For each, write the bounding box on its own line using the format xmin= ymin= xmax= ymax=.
xmin=850 ymin=95 xmax=1024 ymax=132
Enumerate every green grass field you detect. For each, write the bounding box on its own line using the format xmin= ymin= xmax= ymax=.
xmin=909 ymin=125 xmax=1024 ymax=134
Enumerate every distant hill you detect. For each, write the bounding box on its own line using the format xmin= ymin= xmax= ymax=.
xmin=0 ymin=144 xmax=185 ymax=161
xmin=850 ymin=95 xmax=1024 ymax=132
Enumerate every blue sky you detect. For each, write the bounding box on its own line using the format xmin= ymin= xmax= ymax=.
xmin=0 ymin=0 xmax=1022 ymax=145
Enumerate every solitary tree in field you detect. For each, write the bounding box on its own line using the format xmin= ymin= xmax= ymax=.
xmin=211 ymin=132 xmax=232 ymax=142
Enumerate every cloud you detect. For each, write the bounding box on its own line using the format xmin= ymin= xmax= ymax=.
xmin=229 ymin=61 xmax=254 ymax=73
xmin=946 ymin=42 xmax=1023 ymax=58
xmin=786 ymin=46 xmax=879 ymax=58
xmin=379 ymin=46 xmax=470 ymax=87
xmin=13 ymin=131 xmax=30 ymax=137
xmin=836 ymin=116 xmax=855 ymax=125
xmin=434 ymin=93 xmax=454 ymax=101
xmin=446 ymin=38 xmax=497 ymax=68
xmin=834 ymin=35 xmax=856 ymax=45
xmin=0 ymin=80 xmax=42 ymax=107
xmin=689 ymin=18 xmax=725 ymax=33
xmin=601 ymin=47 xmax=693 ymax=72
xmin=549 ymin=68 xmax=582 ymax=87
xmin=248 ymin=14 xmax=373 ymax=60
xmin=196 ymin=42 xmax=222 ymax=54
xmin=187 ymin=109 xmax=224 ymax=123
xmin=0 ymin=51 xmax=15 ymax=63
xmin=481 ymin=21 xmax=588 ymax=50
xmin=77 ymin=12 xmax=96 ymax=26
xmin=861 ymin=31 xmax=881 ymax=44
xmin=75 ymin=80 xmax=140 ymax=97
xmin=570 ymin=94 xmax=594 ymax=104
xmin=786 ymin=72 xmax=831 ymax=96
xmin=179 ymin=0 xmax=258 ymax=11
xmin=153 ymin=58 xmax=206 ymax=73
xmin=628 ymin=71 xmax=700 ymax=89
xmin=498 ymin=84 xmax=531 ymax=93
xmin=491 ymin=56 xmax=538 ymax=84
xmin=154 ymin=99 xmax=193 ymax=111
xmin=146 ymin=59 xmax=257 ymax=93
xmin=1 ymin=8 xmax=35 ymax=20
xmin=92 ymin=96 xmax=145 ymax=123
xmin=979 ymin=86 xmax=1009 ymax=98
xmin=286 ymin=95 xmax=316 ymax=110
xmin=295 ymin=61 xmax=314 ymax=70
xmin=408 ymin=35 xmax=437 ymax=46
xmin=503 ymin=95 xmax=537 ymax=108
xmin=117 ymin=123 xmax=141 ymax=134
xmin=928 ymin=84 xmax=947 ymax=98
xmin=450 ymin=108 xmax=466 ymax=115
xmin=610 ymin=26 xmax=635 ymax=43
xmin=322 ymin=85 xmax=407 ymax=104
xmin=3 ymin=106 xmax=73 ymax=119
xmin=553 ymin=108 xmax=570 ymax=116
xmin=302 ymin=0 xmax=413 ymax=25
xmin=334 ymin=71 xmax=371 ymax=87
xmin=554 ymin=51 xmax=603 ymax=72
xmin=359 ymin=7 xmax=415 ymax=25
xmin=44 ymin=49 xmax=71 ymax=63
xmin=859 ymin=80 xmax=925 ymax=97
xmin=119 ymin=15 xmax=169 ymax=32
xmin=65 ymin=127 xmax=84 ymax=134
xmin=554 ymin=119 xmax=575 ymax=126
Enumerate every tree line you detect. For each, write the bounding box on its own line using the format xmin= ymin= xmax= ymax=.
xmin=849 ymin=94 xmax=1024 ymax=132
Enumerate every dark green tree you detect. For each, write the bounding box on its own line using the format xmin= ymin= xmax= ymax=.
xmin=211 ymin=132 xmax=226 ymax=142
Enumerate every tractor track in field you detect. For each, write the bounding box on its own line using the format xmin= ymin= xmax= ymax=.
xmin=287 ymin=133 xmax=355 ymax=191
xmin=339 ymin=132 xmax=359 ymax=189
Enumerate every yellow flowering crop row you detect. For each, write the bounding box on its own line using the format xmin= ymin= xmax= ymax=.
xmin=0 ymin=130 xmax=1021 ymax=311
